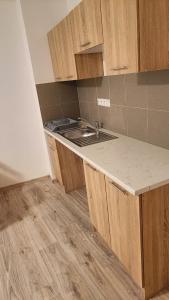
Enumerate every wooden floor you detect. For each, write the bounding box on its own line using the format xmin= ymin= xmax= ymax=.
xmin=0 ymin=178 xmax=169 ymax=300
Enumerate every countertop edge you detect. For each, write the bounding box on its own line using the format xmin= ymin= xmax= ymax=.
xmin=44 ymin=128 xmax=160 ymax=196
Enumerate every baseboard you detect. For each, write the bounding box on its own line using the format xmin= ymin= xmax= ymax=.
xmin=0 ymin=175 xmax=50 ymax=192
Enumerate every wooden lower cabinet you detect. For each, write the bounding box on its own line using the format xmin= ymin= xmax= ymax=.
xmin=105 ymin=178 xmax=143 ymax=287
xmin=47 ymin=135 xmax=85 ymax=192
xmin=47 ymin=135 xmax=63 ymax=186
xmin=84 ymin=161 xmax=169 ymax=299
xmin=83 ymin=162 xmax=111 ymax=246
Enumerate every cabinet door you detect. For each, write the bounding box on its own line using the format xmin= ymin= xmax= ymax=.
xmin=48 ymin=24 xmax=65 ymax=81
xmin=139 ymin=0 xmax=169 ymax=72
xmin=47 ymin=136 xmax=63 ymax=185
xmin=84 ymin=162 xmax=111 ymax=246
xmin=70 ymin=0 xmax=103 ymax=54
xmin=101 ymin=0 xmax=138 ymax=75
xmin=61 ymin=16 xmax=77 ymax=81
xmin=56 ymin=140 xmax=85 ymax=193
xmin=48 ymin=29 xmax=61 ymax=81
xmin=105 ymin=178 xmax=143 ymax=287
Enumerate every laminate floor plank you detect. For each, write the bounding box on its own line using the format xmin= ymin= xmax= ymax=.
xmin=0 ymin=178 xmax=168 ymax=299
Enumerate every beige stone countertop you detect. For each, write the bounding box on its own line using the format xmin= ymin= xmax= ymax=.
xmin=45 ymin=128 xmax=169 ymax=196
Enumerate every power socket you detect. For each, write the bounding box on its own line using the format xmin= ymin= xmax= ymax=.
xmin=97 ymin=98 xmax=110 ymax=107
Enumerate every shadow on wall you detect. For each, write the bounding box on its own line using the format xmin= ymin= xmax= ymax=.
xmin=0 ymin=162 xmax=23 ymax=189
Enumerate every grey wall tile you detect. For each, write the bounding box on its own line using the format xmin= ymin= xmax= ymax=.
xmin=62 ymin=101 xmax=80 ymax=119
xmin=79 ymin=101 xmax=90 ymax=120
xmin=98 ymin=105 xmax=126 ymax=134
xmin=147 ymin=70 xmax=169 ymax=111
xmin=96 ymin=77 xmax=110 ymax=99
xmin=38 ymin=69 xmax=169 ymax=150
xmin=41 ymin=105 xmax=63 ymax=123
xmin=36 ymin=82 xmax=79 ymax=122
xmin=36 ymin=82 xmax=62 ymax=108
xmin=148 ymin=110 xmax=169 ymax=149
xmin=125 ymin=73 xmax=148 ymax=108
xmin=77 ymin=70 xmax=169 ymax=149
xmin=125 ymin=108 xmax=148 ymax=142
xmin=77 ymin=79 xmax=97 ymax=103
xmin=59 ymin=81 xmax=78 ymax=102
xmin=110 ymin=75 xmax=126 ymax=105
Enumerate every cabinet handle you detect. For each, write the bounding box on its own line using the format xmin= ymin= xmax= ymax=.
xmin=109 ymin=180 xmax=128 ymax=195
xmin=56 ymin=77 xmax=62 ymax=80
xmin=111 ymin=66 xmax=128 ymax=71
xmin=86 ymin=163 xmax=97 ymax=172
xmin=66 ymin=75 xmax=74 ymax=79
xmin=80 ymin=41 xmax=91 ymax=47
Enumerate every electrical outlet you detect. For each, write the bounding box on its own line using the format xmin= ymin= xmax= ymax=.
xmin=97 ymin=98 xmax=110 ymax=107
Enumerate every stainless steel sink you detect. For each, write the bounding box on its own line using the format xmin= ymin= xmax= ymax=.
xmin=57 ymin=126 xmax=118 ymax=147
xmin=63 ymin=127 xmax=96 ymax=139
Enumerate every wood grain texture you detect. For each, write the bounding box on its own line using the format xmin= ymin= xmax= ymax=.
xmin=55 ymin=140 xmax=85 ymax=193
xmin=0 ymin=177 xmax=149 ymax=300
xmin=75 ymin=52 xmax=104 ymax=79
xmin=141 ymin=184 xmax=169 ymax=299
xmin=105 ymin=177 xmax=143 ymax=288
xmin=46 ymin=135 xmax=63 ymax=186
xmin=47 ymin=30 xmax=58 ymax=80
xmin=70 ymin=0 xmax=103 ymax=54
xmin=48 ymin=25 xmax=64 ymax=81
xmin=46 ymin=135 xmax=85 ymax=192
xmin=101 ymin=0 xmax=138 ymax=75
xmin=59 ymin=16 xmax=77 ymax=81
xmin=139 ymin=0 xmax=169 ymax=72
xmin=83 ymin=162 xmax=111 ymax=246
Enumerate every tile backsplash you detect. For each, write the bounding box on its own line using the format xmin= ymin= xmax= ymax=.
xmin=77 ymin=70 xmax=169 ymax=150
xmin=36 ymin=81 xmax=80 ymax=123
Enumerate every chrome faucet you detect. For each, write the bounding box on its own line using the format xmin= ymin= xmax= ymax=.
xmin=78 ymin=117 xmax=102 ymax=138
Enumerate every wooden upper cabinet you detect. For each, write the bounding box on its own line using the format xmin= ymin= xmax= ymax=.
xmin=101 ymin=0 xmax=138 ymax=75
xmin=70 ymin=0 xmax=103 ymax=54
xmin=139 ymin=0 xmax=169 ymax=72
xmin=60 ymin=16 xmax=77 ymax=81
xmin=48 ymin=17 xmax=77 ymax=82
xmin=48 ymin=28 xmax=64 ymax=81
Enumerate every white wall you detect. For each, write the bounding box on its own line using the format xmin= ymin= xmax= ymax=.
xmin=0 ymin=0 xmax=49 ymax=188
xmin=20 ymin=0 xmax=68 ymax=84
xmin=67 ymin=0 xmax=81 ymax=12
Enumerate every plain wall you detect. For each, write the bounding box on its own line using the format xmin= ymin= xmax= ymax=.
xmin=20 ymin=0 xmax=68 ymax=84
xmin=0 ymin=0 xmax=49 ymax=188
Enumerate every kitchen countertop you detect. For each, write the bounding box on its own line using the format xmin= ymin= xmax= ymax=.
xmin=45 ymin=128 xmax=169 ymax=196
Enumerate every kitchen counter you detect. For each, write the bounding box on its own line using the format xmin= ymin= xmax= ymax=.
xmin=45 ymin=128 xmax=169 ymax=196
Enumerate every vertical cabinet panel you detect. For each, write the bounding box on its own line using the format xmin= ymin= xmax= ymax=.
xmin=48 ymin=29 xmax=63 ymax=81
xmin=139 ymin=0 xmax=169 ymax=72
xmin=84 ymin=162 xmax=111 ymax=246
xmin=105 ymin=178 xmax=143 ymax=287
xmin=101 ymin=0 xmax=138 ymax=75
xmin=141 ymin=185 xmax=169 ymax=299
xmin=60 ymin=16 xmax=77 ymax=81
xmin=70 ymin=0 xmax=103 ymax=54
xmin=47 ymin=136 xmax=63 ymax=185
xmin=48 ymin=17 xmax=77 ymax=81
